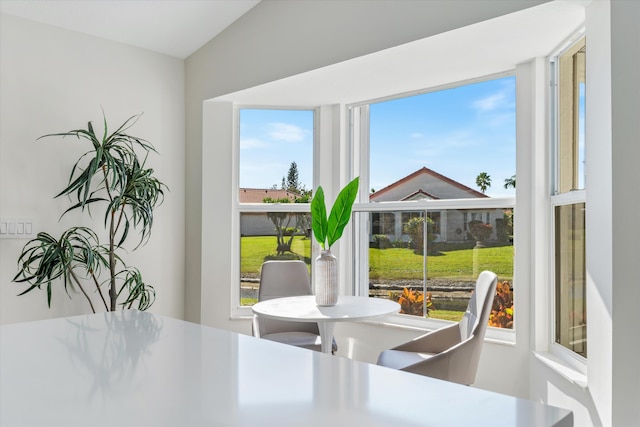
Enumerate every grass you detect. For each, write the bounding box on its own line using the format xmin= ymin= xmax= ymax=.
xmin=369 ymin=244 xmax=513 ymax=281
xmin=241 ymin=235 xmax=311 ymax=277
xmin=241 ymin=235 xmax=513 ymax=281
xmin=429 ymin=310 xmax=465 ymax=322
xmin=240 ymin=237 xmax=513 ymax=320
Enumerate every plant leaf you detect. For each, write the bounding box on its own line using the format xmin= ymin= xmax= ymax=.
xmin=310 ymin=186 xmax=327 ymax=249
xmin=326 ymin=177 xmax=359 ymax=248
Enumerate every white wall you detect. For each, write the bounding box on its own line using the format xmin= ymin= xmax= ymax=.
xmin=0 ymin=14 xmax=186 ymax=324
xmin=610 ymin=0 xmax=640 ymax=423
xmin=528 ymin=1 xmax=640 ymax=426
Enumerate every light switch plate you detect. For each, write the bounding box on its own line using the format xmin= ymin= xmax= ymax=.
xmin=0 ymin=219 xmax=35 ymax=239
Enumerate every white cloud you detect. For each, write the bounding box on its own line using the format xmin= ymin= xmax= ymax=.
xmin=473 ymin=92 xmax=506 ymax=112
xmin=268 ymin=122 xmax=307 ymax=142
xmin=240 ymin=138 xmax=268 ymax=150
xmin=434 ymin=130 xmax=479 ymax=148
xmin=410 ymin=132 xmax=424 ymax=139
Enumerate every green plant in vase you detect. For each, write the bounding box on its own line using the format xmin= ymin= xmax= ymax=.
xmin=310 ymin=177 xmax=359 ymax=305
xmin=13 ymin=113 xmax=166 ymax=312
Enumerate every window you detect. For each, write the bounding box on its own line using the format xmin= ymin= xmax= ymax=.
xmin=352 ymin=75 xmax=516 ymax=329
xmin=554 ymin=203 xmax=586 ymax=357
xmin=551 ymin=37 xmax=587 ymax=358
xmin=556 ymin=39 xmax=586 ymax=192
xmin=360 ymin=206 xmax=514 ymax=324
xmin=237 ymin=109 xmax=314 ymax=307
xmin=371 ymin=212 xmax=396 ymax=235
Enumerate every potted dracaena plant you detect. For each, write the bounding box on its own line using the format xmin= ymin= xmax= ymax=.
xmin=13 ymin=113 xmax=166 ymax=312
xmin=310 ymin=177 xmax=359 ymax=306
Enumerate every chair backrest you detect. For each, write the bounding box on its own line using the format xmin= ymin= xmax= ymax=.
xmin=448 ymin=270 xmax=497 ymax=384
xmin=258 ymin=260 xmax=313 ymax=301
xmin=458 ymin=270 xmax=498 ymax=340
xmin=255 ymin=260 xmax=319 ymax=336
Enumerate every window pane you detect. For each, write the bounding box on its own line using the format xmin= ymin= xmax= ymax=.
xmin=554 ymin=203 xmax=587 ymax=357
xmin=369 ymin=76 xmax=516 ymax=201
xmin=239 ymin=109 xmax=313 ymax=202
xmin=239 ymin=212 xmax=312 ymax=306
xmin=365 ymin=207 xmax=514 ymax=328
xmin=557 ymin=38 xmax=586 ymax=193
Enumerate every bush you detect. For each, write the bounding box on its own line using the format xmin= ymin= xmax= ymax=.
xmin=373 ymin=234 xmax=391 ymax=249
xmin=403 ymin=216 xmax=434 ymax=254
xmin=391 ymin=239 xmax=408 ymax=248
xmin=395 ymin=287 xmax=435 ymax=317
xmin=489 ymin=280 xmax=513 ymax=329
xmin=468 ymin=220 xmax=493 ymax=241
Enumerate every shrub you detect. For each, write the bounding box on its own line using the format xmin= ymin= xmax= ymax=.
xmin=403 ymin=217 xmax=434 ymax=254
xmin=373 ymin=234 xmax=391 ymax=249
xmin=489 ymin=280 xmax=513 ymax=329
xmin=396 ymin=287 xmax=435 ymax=317
xmin=391 ymin=239 xmax=408 ymax=248
xmin=495 ymin=209 xmax=514 ymax=242
xmin=468 ymin=220 xmax=493 ymax=241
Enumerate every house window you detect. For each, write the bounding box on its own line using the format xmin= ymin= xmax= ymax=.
xmin=428 ymin=212 xmax=441 ymax=235
xmin=371 ymin=212 xmax=396 ymax=236
xmin=353 ymin=75 xmax=516 ymax=329
xmin=401 ymin=212 xmax=424 ymax=235
xmin=237 ymin=108 xmax=314 ymax=307
xmin=551 ymin=37 xmax=587 ymax=358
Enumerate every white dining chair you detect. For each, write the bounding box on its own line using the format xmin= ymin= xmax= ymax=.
xmin=252 ymin=260 xmax=337 ymax=353
xmin=377 ymin=270 xmax=498 ymax=385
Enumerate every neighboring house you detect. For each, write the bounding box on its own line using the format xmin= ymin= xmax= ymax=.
xmin=239 ymin=188 xmax=305 ymax=236
xmin=369 ymin=167 xmax=505 ymax=243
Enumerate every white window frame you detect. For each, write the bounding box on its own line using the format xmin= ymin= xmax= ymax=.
xmin=348 ymin=73 xmax=517 ymax=343
xmin=548 ymin=191 xmax=587 ymax=373
xmin=351 ymin=199 xmax=516 ymax=343
xmin=231 ymin=105 xmax=319 ymax=319
xmin=547 ymin=29 xmax=587 ymax=374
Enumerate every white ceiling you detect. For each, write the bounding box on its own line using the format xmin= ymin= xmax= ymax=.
xmin=0 ymin=0 xmax=261 ymax=59
xmin=0 ymin=0 xmax=587 ymax=106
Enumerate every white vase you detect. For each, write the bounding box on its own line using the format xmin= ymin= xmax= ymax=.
xmin=314 ymin=249 xmax=338 ymax=306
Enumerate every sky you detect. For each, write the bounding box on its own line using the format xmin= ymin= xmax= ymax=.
xmin=239 ymin=108 xmax=314 ymax=191
xmin=239 ymin=76 xmax=517 ymax=198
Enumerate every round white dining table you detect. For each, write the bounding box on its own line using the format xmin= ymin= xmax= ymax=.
xmin=252 ymin=295 xmax=400 ymax=354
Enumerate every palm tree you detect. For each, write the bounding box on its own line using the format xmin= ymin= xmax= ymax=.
xmin=504 ymin=175 xmax=516 ymax=189
xmin=476 ymin=172 xmax=492 ymax=194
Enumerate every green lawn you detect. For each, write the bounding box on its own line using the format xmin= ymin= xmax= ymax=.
xmin=241 ymin=235 xmax=513 ymax=281
xmin=241 ymin=235 xmax=311 ymax=277
xmin=430 ymin=310 xmax=464 ymax=322
xmin=241 ymin=236 xmax=511 ymax=323
xmin=369 ymin=245 xmax=513 ymax=281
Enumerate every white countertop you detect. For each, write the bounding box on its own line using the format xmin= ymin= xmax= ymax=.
xmin=0 ymin=310 xmax=572 ymax=426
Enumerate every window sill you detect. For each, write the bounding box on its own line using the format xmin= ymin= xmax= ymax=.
xmin=532 ymin=351 xmax=587 ymax=389
xmin=378 ymin=314 xmax=516 ymax=345
xmin=234 ymin=309 xmax=515 ymax=345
